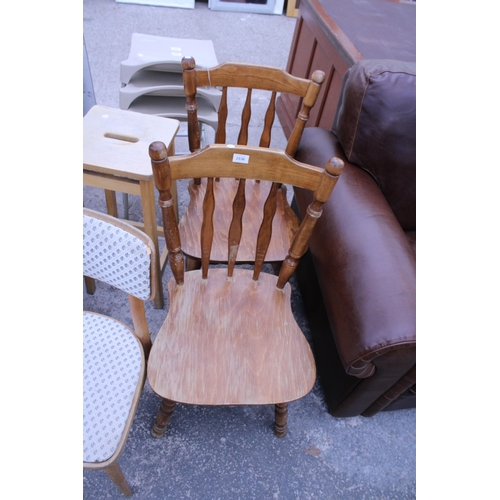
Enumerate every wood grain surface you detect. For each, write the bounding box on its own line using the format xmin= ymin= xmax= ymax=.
xmin=179 ymin=177 xmax=299 ymax=262
xmin=147 ymin=268 xmax=316 ymax=405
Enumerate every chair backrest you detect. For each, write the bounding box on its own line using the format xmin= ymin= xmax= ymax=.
xmin=149 ymin=142 xmax=343 ymax=288
xmin=182 ymin=57 xmax=325 ymax=159
xmin=83 ymin=208 xmax=156 ymax=301
xmin=83 ymin=208 xmax=157 ymax=355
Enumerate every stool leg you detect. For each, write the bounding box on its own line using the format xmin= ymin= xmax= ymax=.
xmin=104 ymin=190 xmax=118 ymax=218
xmin=140 ymin=180 xmax=164 ymax=309
xmin=122 ymin=193 xmax=130 ymax=219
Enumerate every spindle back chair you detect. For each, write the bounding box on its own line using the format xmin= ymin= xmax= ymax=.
xmin=147 ymin=141 xmax=343 ymax=438
xmin=178 ymin=57 xmax=326 ymax=270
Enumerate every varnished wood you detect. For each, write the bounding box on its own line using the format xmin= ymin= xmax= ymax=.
xmin=188 ymin=61 xmax=315 ymax=95
xmin=183 ymin=60 xmax=201 ymax=154
xmin=227 ymin=179 xmax=246 ymax=277
xmin=285 ymin=70 xmax=325 ymax=157
xmin=201 ymin=178 xmax=215 ymax=279
xmin=180 ymin=178 xmax=298 ymax=263
xmin=274 ymin=403 xmax=288 ymax=438
xmin=148 ymin=142 xmax=343 ymax=436
xmin=216 ymin=87 xmax=228 ymax=145
xmin=148 ymin=269 xmax=316 ymax=405
xmin=277 ymin=157 xmax=344 ymax=289
xmin=259 ymin=91 xmax=276 ymax=148
xmin=150 ymin=142 xmax=184 ymax=285
xmin=238 ymin=88 xmax=252 ymax=145
xmin=160 ymin=145 xmax=328 ymax=189
xmin=179 ymin=57 xmax=325 ymax=266
xmin=129 ymin=295 xmax=152 ymax=358
xmin=105 ymin=463 xmax=133 ymax=497
xmin=151 ymin=398 xmax=176 ymax=438
xmin=253 ymin=182 xmax=279 ymax=281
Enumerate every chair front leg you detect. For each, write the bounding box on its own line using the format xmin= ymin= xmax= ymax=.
xmin=151 ymin=398 xmax=176 ymax=438
xmin=274 ymin=402 xmax=288 ymax=438
xmin=105 ymin=462 xmax=132 ymax=497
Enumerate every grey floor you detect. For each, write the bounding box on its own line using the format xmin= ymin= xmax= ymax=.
xmin=83 ymin=1 xmax=416 ymax=498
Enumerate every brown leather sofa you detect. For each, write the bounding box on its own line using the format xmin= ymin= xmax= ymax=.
xmin=293 ymin=59 xmax=416 ymax=417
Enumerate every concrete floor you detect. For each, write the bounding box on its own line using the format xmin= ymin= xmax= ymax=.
xmin=83 ymin=1 xmax=416 ymax=498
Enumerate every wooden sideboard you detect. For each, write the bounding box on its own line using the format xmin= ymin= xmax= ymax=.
xmin=277 ymin=0 xmax=416 ymax=138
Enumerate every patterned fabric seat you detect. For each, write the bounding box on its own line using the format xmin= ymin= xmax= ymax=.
xmin=83 ymin=313 xmax=143 ymax=463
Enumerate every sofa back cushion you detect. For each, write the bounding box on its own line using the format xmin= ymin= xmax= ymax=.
xmin=332 ymin=59 xmax=416 ymax=230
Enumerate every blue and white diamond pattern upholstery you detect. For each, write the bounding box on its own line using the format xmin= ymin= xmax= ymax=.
xmin=83 ymin=312 xmax=144 ymax=463
xmin=83 ymin=213 xmax=152 ymax=300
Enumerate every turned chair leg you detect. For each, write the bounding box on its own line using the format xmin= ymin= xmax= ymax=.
xmin=274 ymin=402 xmax=288 ymax=438
xmin=105 ymin=462 xmax=132 ymax=497
xmin=151 ymin=398 xmax=176 ymax=438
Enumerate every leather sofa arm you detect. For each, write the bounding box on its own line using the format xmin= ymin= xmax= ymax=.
xmin=294 ymin=128 xmax=416 ymax=378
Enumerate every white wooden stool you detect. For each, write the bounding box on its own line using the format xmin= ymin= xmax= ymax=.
xmin=83 ymin=104 xmax=179 ymax=309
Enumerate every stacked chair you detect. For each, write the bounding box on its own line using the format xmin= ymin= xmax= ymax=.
xmin=144 ymin=58 xmax=334 ymax=441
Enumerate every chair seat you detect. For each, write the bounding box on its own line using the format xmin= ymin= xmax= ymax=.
xmin=83 ymin=312 xmax=145 ymax=464
xmin=147 ymin=268 xmax=316 ymax=405
xmin=178 ymin=178 xmax=300 ymax=262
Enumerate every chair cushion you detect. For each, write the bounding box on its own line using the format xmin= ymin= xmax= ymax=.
xmin=332 ymin=59 xmax=416 ymax=230
xmin=83 ymin=214 xmax=152 ymax=300
xmin=83 ymin=312 xmax=143 ymax=463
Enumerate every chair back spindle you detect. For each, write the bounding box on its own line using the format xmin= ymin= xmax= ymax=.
xmin=178 ymin=58 xmax=326 ymax=267
xmin=259 ymin=91 xmax=276 ymax=148
xmin=215 ymin=87 xmax=228 ymax=145
xmin=150 ymin=142 xmax=344 ymax=286
xmin=238 ymin=88 xmax=252 ymax=146
xmin=201 ymin=177 xmax=215 ymax=279
xmin=227 ymin=178 xmax=246 ymax=277
xmin=253 ymin=182 xmax=279 ymax=281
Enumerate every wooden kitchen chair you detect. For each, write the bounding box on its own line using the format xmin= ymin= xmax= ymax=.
xmin=178 ymin=56 xmax=326 ymax=270
xmin=147 ymin=141 xmax=343 ymax=438
xmin=83 ymin=208 xmax=156 ymax=496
